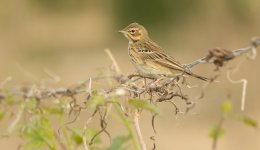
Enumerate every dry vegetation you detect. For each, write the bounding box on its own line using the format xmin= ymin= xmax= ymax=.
xmin=0 ymin=38 xmax=259 ymax=150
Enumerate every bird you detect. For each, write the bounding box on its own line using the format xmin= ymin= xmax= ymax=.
xmin=119 ymin=22 xmax=208 ymax=81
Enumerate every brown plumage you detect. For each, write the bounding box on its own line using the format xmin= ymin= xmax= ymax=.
xmin=119 ymin=22 xmax=208 ymax=81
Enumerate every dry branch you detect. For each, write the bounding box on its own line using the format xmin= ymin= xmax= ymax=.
xmin=0 ymin=37 xmax=259 ymax=150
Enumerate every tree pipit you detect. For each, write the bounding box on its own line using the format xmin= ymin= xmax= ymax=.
xmin=119 ymin=22 xmax=208 ymax=82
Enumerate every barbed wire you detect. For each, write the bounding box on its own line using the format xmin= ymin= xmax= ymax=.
xmin=0 ymin=37 xmax=259 ymax=150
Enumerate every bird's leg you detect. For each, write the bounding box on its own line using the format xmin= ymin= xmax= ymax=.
xmin=182 ymin=76 xmax=191 ymax=88
xmin=146 ymin=77 xmax=164 ymax=91
xmin=180 ymin=65 xmax=198 ymax=88
xmin=128 ymin=72 xmax=141 ymax=80
xmin=153 ymin=77 xmax=164 ymax=86
xmin=128 ymin=72 xmax=146 ymax=83
xmin=143 ymin=78 xmax=147 ymax=86
xmin=182 ymin=76 xmax=186 ymax=84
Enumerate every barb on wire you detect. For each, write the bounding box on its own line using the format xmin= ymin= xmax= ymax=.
xmin=187 ymin=37 xmax=260 ymax=69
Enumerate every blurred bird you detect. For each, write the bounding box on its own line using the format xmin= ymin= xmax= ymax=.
xmin=119 ymin=22 xmax=208 ymax=81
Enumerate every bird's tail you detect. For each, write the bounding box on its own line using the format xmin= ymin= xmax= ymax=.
xmin=187 ymin=72 xmax=209 ymax=81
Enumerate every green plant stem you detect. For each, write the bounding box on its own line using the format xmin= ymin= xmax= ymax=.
xmin=212 ymin=115 xmax=225 ymax=150
xmin=113 ymin=103 xmax=142 ymax=150
xmin=61 ymin=127 xmax=74 ymax=150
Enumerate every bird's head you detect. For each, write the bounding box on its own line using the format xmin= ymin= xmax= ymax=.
xmin=119 ymin=22 xmax=149 ymax=42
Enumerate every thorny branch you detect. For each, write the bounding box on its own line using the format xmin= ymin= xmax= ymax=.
xmin=0 ymin=38 xmax=259 ymax=150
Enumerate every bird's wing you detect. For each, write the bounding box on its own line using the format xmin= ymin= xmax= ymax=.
xmin=146 ymin=40 xmax=165 ymax=52
xmin=135 ymin=42 xmax=185 ymax=71
xmin=131 ymin=41 xmax=208 ymax=81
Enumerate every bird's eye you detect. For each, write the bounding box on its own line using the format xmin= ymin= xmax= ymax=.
xmin=129 ymin=29 xmax=136 ymax=34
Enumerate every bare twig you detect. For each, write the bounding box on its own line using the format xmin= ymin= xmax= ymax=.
xmin=54 ymin=132 xmax=68 ymax=150
xmin=105 ymin=48 xmax=121 ymax=75
xmin=89 ymin=107 xmax=111 ymax=145
xmin=226 ymin=70 xmax=247 ymax=111
xmin=88 ymin=77 xmax=93 ymax=96
xmin=43 ymin=68 xmax=61 ymax=83
xmin=16 ymin=63 xmax=38 ymax=81
xmin=133 ymin=110 xmax=147 ymax=150
xmin=1 ymin=37 xmax=259 ymax=150
xmin=82 ymin=109 xmax=99 ymax=150
xmin=151 ymin=114 xmax=157 ymax=150
xmin=4 ymin=108 xmax=24 ymax=136
xmin=0 ymin=76 xmax=12 ymax=88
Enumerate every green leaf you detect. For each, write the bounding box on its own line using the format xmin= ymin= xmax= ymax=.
xmin=0 ymin=109 xmax=5 ymax=121
xmin=69 ymin=128 xmax=101 ymax=146
xmin=112 ymin=101 xmax=142 ymax=150
xmin=24 ymin=98 xmax=38 ymax=111
xmin=221 ymin=101 xmax=233 ymax=114
xmin=44 ymin=107 xmax=64 ymax=115
xmin=3 ymin=89 xmax=14 ymax=105
xmin=209 ymin=126 xmax=225 ymax=140
xmin=20 ymin=115 xmax=56 ymax=150
xmin=85 ymin=128 xmax=101 ymax=144
xmin=87 ymin=93 xmax=105 ymax=108
xmin=70 ymin=129 xmax=83 ymax=145
xmin=106 ymin=135 xmax=130 ymax=150
xmin=129 ymin=99 xmax=160 ymax=114
xmin=242 ymin=117 xmax=257 ymax=128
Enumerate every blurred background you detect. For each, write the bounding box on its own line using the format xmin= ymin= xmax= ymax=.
xmin=0 ymin=0 xmax=260 ymax=149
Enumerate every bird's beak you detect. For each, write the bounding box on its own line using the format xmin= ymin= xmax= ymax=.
xmin=118 ymin=30 xmax=125 ymax=34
